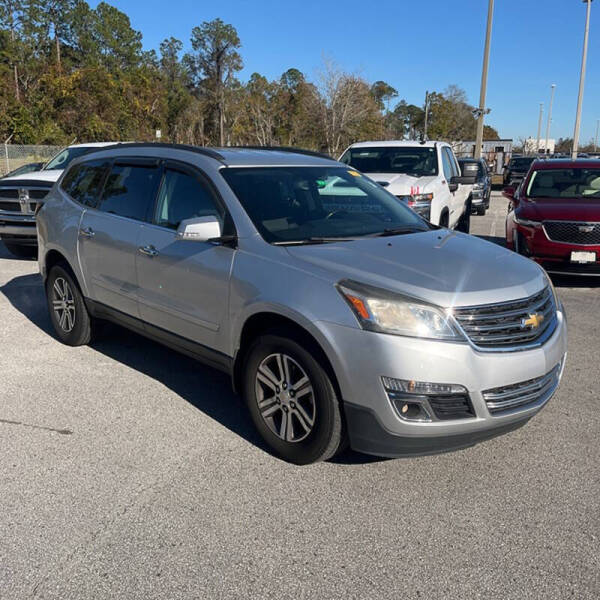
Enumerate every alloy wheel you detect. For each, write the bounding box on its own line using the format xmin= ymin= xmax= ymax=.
xmin=255 ymin=353 xmax=316 ymax=442
xmin=52 ymin=277 xmax=76 ymax=333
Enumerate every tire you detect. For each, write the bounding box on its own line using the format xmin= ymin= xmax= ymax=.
xmin=243 ymin=331 xmax=345 ymax=464
xmin=3 ymin=242 xmax=37 ymax=259
xmin=456 ymin=199 xmax=472 ymax=233
xmin=476 ymin=204 xmax=486 ymax=216
xmin=439 ymin=211 xmax=449 ymax=228
xmin=46 ymin=264 xmax=95 ymax=346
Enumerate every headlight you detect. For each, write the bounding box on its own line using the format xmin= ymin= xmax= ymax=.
xmin=411 ymin=193 xmax=433 ymax=203
xmin=337 ymin=280 xmax=464 ymax=341
xmin=514 ymin=215 xmax=541 ymax=227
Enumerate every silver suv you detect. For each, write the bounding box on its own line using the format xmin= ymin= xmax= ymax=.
xmin=37 ymin=144 xmax=568 ymax=464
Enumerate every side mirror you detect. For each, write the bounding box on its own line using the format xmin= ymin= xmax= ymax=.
xmin=451 ymin=175 xmax=477 ymax=185
xmin=176 ymin=215 xmax=222 ymax=242
xmin=448 ymin=181 xmax=459 ymax=192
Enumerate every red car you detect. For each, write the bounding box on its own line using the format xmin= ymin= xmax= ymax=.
xmin=505 ymin=159 xmax=600 ymax=275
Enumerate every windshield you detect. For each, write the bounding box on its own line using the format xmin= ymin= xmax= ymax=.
xmin=220 ymin=166 xmax=429 ymax=244
xmin=509 ymin=157 xmax=535 ymax=170
xmin=44 ymin=147 xmax=96 ymax=171
xmin=527 ymin=168 xmax=600 ymax=198
xmin=340 ymin=147 xmax=438 ymax=177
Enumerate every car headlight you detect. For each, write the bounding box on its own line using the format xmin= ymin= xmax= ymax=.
xmin=411 ymin=193 xmax=433 ymax=203
xmin=337 ymin=280 xmax=464 ymax=341
xmin=514 ymin=215 xmax=541 ymax=227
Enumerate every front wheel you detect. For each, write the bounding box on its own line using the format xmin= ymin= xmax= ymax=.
xmin=243 ymin=332 xmax=345 ymax=464
xmin=46 ymin=264 xmax=95 ymax=346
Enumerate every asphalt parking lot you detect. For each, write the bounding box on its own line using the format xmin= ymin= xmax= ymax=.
xmin=1 ymin=191 xmax=599 ymax=599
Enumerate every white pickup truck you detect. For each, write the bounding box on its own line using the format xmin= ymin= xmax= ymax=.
xmin=339 ymin=140 xmax=475 ymax=232
xmin=0 ymin=142 xmax=120 ymax=257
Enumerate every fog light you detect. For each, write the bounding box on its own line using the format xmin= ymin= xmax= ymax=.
xmin=382 ymin=377 xmax=470 ymax=422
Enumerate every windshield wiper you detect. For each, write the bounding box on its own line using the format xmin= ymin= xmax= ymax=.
xmin=273 ymin=237 xmax=358 ymax=246
xmin=368 ymin=226 xmax=429 ymax=238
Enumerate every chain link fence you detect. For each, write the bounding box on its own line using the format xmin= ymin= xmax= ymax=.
xmin=1 ymin=144 xmax=63 ymax=177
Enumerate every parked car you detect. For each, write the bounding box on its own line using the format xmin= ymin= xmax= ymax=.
xmin=503 ymin=156 xmax=536 ymax=186
xmin=458 ymin=157 xmax=491 ymax=215
xmin=1 ymin=161 xmax=45 ymax=179
xmin=37 ymin=144 xmax=567 ymax=464
xmin=0 ymin=142 xmax=122 ymax=257
xmin=339 ymin=141 xmax=475 ymax=232
xmin=505 ymin=158 xmax=600 ymax=275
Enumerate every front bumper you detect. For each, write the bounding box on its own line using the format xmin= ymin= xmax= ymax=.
xmin=510 ymin=221 xmax=600 ymax=275
xmin=317 ymin=307 xmax=567 ymax=457
xmin=0 ymin=213 xmax=37 ymax=238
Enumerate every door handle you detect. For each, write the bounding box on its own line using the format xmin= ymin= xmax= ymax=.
xmin=79 ymin=226 xmax=95 ymax=238
xmin=138 ymin=245 xmax=159 ymax=257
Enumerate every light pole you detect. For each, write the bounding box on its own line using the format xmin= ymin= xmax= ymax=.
xmin=544 ymin=84 xmax=556 ymax=155
xmin=536 ymin=103 xmax=544 ymax=153
xmin=595 ymin=119 xmax=599 ymax=151
xmin=573 ymin=0 xmax=594 ymax=159
xmin=474 ymin=0 xmax=494 ymax=159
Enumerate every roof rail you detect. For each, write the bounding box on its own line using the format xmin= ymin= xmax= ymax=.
xmin=81 ymin=142 xmax=226 ymax=162
xmin=222 ymin=146 xmax=333 ymax=160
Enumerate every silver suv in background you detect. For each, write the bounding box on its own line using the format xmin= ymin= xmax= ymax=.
xmin=37 ymin=144 xmax=567 ymax=464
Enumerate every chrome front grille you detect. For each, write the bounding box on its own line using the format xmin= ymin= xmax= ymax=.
xmin=0 ymin=185 xmax=49 ymax=214
xmin=453 ymin=286 xmax=557 ymax=350
xmin=482 ymin=362 xmax=562 ymax=414
xmin=543 ymin=221 xmax=600 ymax=245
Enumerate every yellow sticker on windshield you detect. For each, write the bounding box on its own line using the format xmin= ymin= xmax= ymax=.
xmin=347 ymin=170 xmax=361 ymax=177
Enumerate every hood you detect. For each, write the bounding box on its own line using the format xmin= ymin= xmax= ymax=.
xmin=0 ymin=170 xmax=61 ymax=184
xmin=286 ymin=230 xmax=545 ymax=308
xmin=365 ymin=173 xmax=437 ymax=195
xmin=519 ymin=197 xmax=600 ymax=222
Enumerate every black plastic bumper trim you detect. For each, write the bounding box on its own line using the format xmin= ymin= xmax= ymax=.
xmin=343 ymin=401 xmax=530 ymax=458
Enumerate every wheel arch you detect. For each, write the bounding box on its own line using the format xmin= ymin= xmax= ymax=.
xmin=232 ymin=311 xmax=341 ymax=400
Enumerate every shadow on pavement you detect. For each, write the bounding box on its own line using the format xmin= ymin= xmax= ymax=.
xmin=1 ymin=272 xmax=381 ymax=464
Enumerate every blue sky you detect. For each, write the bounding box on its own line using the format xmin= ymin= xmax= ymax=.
xmin=90 ymin=0 xmax=600 ymax=144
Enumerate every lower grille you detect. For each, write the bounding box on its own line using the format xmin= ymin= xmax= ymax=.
xmin=482 ymin=362 xmax=562 ymax=414
xmin=544 ymin=221 xmax=600 ymax=245
xmin=427 ymin=395 xmax=474 ymax=420
xmin=0 ymin=201 xmax=19 ymax=212
xmin=453 ymin=286 xmax=557 ymax=350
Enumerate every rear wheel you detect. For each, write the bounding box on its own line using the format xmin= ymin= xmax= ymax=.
xmin=243 ymin=332 xmax=345 ymax=464
xmin=46 ymin=264 xmax=95 ymax=346
xmin=476 ymin=204 xmax=486 ymax=216
xmin=3 ymin=242 xmax=37 ymax=259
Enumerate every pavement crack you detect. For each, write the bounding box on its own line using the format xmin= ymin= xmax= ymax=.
xmin=0 ymin=418 xmax=72 ymax=435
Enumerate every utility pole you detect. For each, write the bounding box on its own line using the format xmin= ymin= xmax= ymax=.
xmin=544 ymin=84 xmax=556 ymax=155
xmin=536 ymin=103 xmax=544 ymax=153
xmin=573 ymin=0 xmax=594 ymax=159
xmin=474 ymin=0 xmax=495 ymax=159
xmin=595 ymin=119 xmax=599 ymax=152
xmin=423 ymin=91 xmax=429 ymax=139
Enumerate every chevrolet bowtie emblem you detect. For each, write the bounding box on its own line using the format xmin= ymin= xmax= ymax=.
xmin=521 ymin=313 xmax=544 ymax=329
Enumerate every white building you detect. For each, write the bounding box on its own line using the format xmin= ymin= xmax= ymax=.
xmin=524 ymin=137 xmax=555 ymax=154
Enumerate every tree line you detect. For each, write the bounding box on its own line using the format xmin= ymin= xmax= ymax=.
xmin=0 ymin=0 xmax=500 ymax=155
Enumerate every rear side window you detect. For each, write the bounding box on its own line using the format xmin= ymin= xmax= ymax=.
xmin=154 ymin=167 xmax=224 ymax=229
xmin=97 ymin=163 xmax=161 ymax=222
xmin=61 ymin=161 xmax=109 ymax=207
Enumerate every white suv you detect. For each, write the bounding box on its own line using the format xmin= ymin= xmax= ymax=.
xmin=340 ymin=141 xmax=474 ymax=231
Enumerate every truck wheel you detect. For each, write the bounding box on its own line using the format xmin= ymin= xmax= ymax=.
xmin=243 ymin=331 xmax=345 ymax=464
xmin=456 ymin=200 xmax=472 ymax=233
xmin=476 ymin=204 xmax=486 ymax=216
xmin=46 ymin=264 xmax=95 ymax=346
xmin=3 ymin=242 xmax=37 ymax=259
